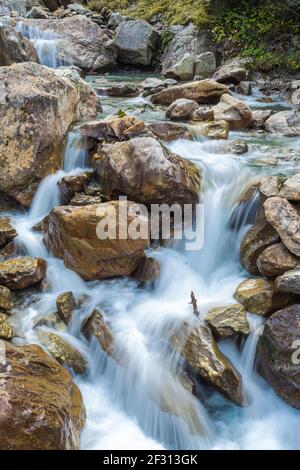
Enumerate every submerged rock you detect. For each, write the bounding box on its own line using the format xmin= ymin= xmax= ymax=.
xmin=0 ymin=257 xmax=47 ymax=290
xmin=264 ymin=110 xmax=300 ymax=137
xmin=56 ymin=291 xmax=76 ymax=325
xmin=165 ymin=98 xmax=199 ymax=121
xmin=205 ymin=304 xmax=250 ymax=339
xmin=150 ymin=80 xmax=228 ymax=106
xmin=257 ymin=243 xmax=300 ymax=278
xmin=0 ymin=341 xmax=85 ymax=449
xmin=212 ymin=94 xmax=252 ymax=129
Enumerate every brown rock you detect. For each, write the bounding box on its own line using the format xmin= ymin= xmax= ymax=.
xmin=198 ymin=120 xmax=229 ymax=139
xmin=275 ymin=268 xmax=300 ymax=294
xmin=147 ymin=122 xmax=192 ymax=142
xmin=0 ymin=314 xmax=13 ymax=340
xmin=165 ymin=99 xmax=199 ymax=121
xmin=205 ymin=304 xmax=250 ymax=339
xmin=0 ymin=218 xmax=17 ymax=247
xmin=69 ymin=193 xmax=104 ymax=206
xmin=213 ymin=65 xmax=247 ymax=84
xmin=251 ymin=110 xmax=273 ymax=128
xmin=192 ymin=107 xmax=214 ymax=122
xmin=56 ymin=291 xmax=76 ymax=325
xmin=259 ymin=176 xmax=281 ymax=199
xmin=257 ymin=243 xmax=300 ymax=277
xmin=82 ymin=309 xmax=113 ymax=358
xmin=212 ymin=94 xmax=252 ymax=130
xmin=0 ymin=22 xmax=38 ymax=66
xmin=278 ymin=173 xmax=300 ymax=201
xmin=132 ymin=257 xmax=160 ymax=283
xmin=0 ymin=285 xmax=12 ymax=313
xmin=105 ymin=83 xmax=140 ymax=97
xmin=264 ymin=110 xmax=300 ymax=137
xmin=78 ymin=115 xmax=142 ymax=142
xmin=58 ymin=172 xmax=93 ymax=204
xmin=0 ymin=257 xmax=47 ymax=290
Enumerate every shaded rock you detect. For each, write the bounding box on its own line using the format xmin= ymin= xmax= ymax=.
xmin=69 ymin=193 xmax=104 ymax=206
xmin=264 ymin=197 xmax=300 ymax=256
xmin=236 ymin=81 xmax=252 ymax=95
xmin=58 ymin=171 xmax=93 ymax=204
xmin=150 ymin=79 xmax=228 ymax=106
xmin=170 ymin=322 xmax=244 ymax=406
xmin=256 ymin=304 xmax=300 ymax=409
xmin=147 ymin=122 xmax=192 ymax=142
xmin=113 ymin=19 xmax=158 ymax=66
xmin=26 ymin=5 xmax=51 ymax=19
xmin=257 ymin=243 xmax=300 ymax=278
xmin=82 ymin=309 xmax=113 ymax=358
xmin=95 ymin=137 xmax=201 ymax=206
xmin=164 ymin=52 xmax=194 ymax=81
xmin=198 ymin=120 xmax=229 ymax=139
xmin=213 ymin=64 xmax=247 ymax=84
xmin=228 ymin=139 xmax=248 ymax=154
xmin=131 ymin=256 xmax=160 ymax=283
xmin=251 ymin=109 xmax=273 ymax=128
xmin=105 ymin=83 xmax=140 ymax=97
xmin=37 ymin=330 xmax=88 ymax=375
xmin=291 ymin=88 xmax=300 ymax=105
xmin=107 ymin=11 xmax=127 ymax=29
xmin=0 ymin=341 xmax=85 ymax=449
xmin=235 ymin=278 xmax=293 ymax=316
xmin=191 ymin=107 xmax=214 ymax=122
xmin=42 ymin=201 xmax=150 ymax=281
xmin=0 ymin=22 xmax=38 ymax=66
xmin=264 ymin=110 xmax=300 ymax=137
xmin=78 ymin=115 xmax=142 ymax=142
xmin=275 ymin=268 xmax=300 ymax=294
xmin=0 ymin=256 xmax=47 ymax=290
xmin=0 ymin=285 xmax=11 ymax=312
xmin=194 ymin=51 xmax=216 ymax=79
xmin=0 ymin=218 xmax=17 ymax=247
xmin=56 ymin=291 xmax=75 ymax=325
xmin=0 ymin=313 xmax=13 ymax=340
xmin=212 ymin=94 xmax=252 ymax=130
xmin=141 ymin=77 xmax=164 ymax=91
xmin=278 ymin=173 xmax=300 ymax=201
xmin=166 ymin=98 xmax=199 ymax=121
xmin=205 ymin=304 xmax=250 ymax=339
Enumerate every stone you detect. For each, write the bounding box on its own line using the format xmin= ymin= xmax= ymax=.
xmin=256 ymin=304 xmax=300 ymax=409
xmin=259 ymin=176 xmax=281 ymax=199
xmin=198 ymin=120 xmax=229 ymax=139
xmin=26 ymin=5 xmax=51 ymax=19
xmin=235 ymin=278 xmax=293 ymax=316
xmin=205 ymin=304 xmax=250 ymax=339
xmin=278 ymin=173 xmax=300 ymax=201
xmin=0 ymin=341 xmax=85 ymax=449
xmin=141 ymin=77 xmax=164 ymax=91
xmin=227 ymin=139 xmax=248 ymax=154
xmin=291 ymin=88 xmax=300 ymax=105
xmin=42 ymin=201 xmax=150 ymax=281
xmin=56 ymin=291 xmax=75 ymax=325
xmin=113 ymin=19 xmax=158 ymax=66
xmin=95 ymin=137 xmax=201 ymax=206
xmin=82 ymin=309 xmax=113 ymax=358
xmin=163 ymin=52 xmax=194 ymax=81
xmin=213 ymin=64 xmax=247 ymax=84
xmin=275 ymin=268 xmax=300 ymax=294
xmin=131 ymin=257 xmax=160 ymax=283
xmin=212 ymin=94 xmax=252 ymax=130
xmin=0 ymin=313 xmax=13 ymax=340
xmin=0 ymin=22 xmax=39 ymax=66
xmin=264 ymin=197 xmax=300 ymax=256
xmin=0 ymin=62 xmax=98 ymax=206
xmin=191 ymin=107 xmax=214 ymax=122
xmin=150 ymin=79 xmax=228 ymax=106
xmin=107 ymin=12 xmax=127 ymax=29
xmin=0 ymin=257 xmax=47 ymax=290
xmin=0 ymin=218 xmax=17 ymax=247
xmin=194 ymin=51 xmax=216 ymax=79
xmin=147 ymin=122 xmax=192 ymax=142
xmin=37 ymin=330 xmax=88 ymax=375
xmin=78 ymin=115 xmax=143 ymax=142
xmin=104 ymin=83 xmax=140 ymax=97
xmin=69 ymin=193 xmax=104 ymax=206
xmin=236 ymin=81 xmax=252 ymax=95
xmin=0 ymin=285 xmax=11 ymax=312
xmin=251 ymin=109 xmax=273 ymax=128
xmin=257 ymin=243 xmax=300 ymax=278
xmin=58 ymin=171 xmax=93 ymax=204
xmin=264 ymin=110 xmax=300 ymax=137
xmin=165 ymin=98 xmax=199 ymax=121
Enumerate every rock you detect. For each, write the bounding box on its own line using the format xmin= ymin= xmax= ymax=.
xmin=227 ymin=139 xmax=248 ymax=154
xmin=212 ymin=94 xmax=252 ymax=130
xmin=0 ymin=341 xmax=85 ymax=449
xmin=0 ymin=22 xmax=39 ymax=66
xmin=131 ymin=256 xmax=160 ymax=283
xmin=78 ymin=115 xmax=142 ymax=142
xmin=278 ymin=173 xmax=300 ymax=201
xmin=147 ymin=122 xmax=192 ymax=142
xmin=150 ymin=79 xmax=228 ymax=106
xmin=259 ymin=176 xmax=281 ymax=199
xmin=58 ymin=171 xmax=93 ymax=204
xmin=43 ymin=1 xmax=75 ymax=12
xmin=275 ymin=268 xmax=300 ymax=294
xmin=82 ymin=309 xmax=113 ymax=358
xmin=164 ymin=52 xmax=195 ymax=81
xmin=251 ymin=109 xmax=273 ymax=128
xmin=264 ymin=197 xmax=300 ymax=256
xmin=235 ymin=278 xmax=293 ymax=316
xmin=0 ymin=314 xmax=13 ymax=340
xmin=164 ymin=78 xmax=177 ymax=87
xmin=205 ymin=304 xmax=250 ymax=339
xmin=26 ymin=5 xmax=51 ymax=19
xmin=141 ymin=77 xmax=164 ymax=91
xmin=0 ymin=257 xmax=47 ymax=290
xmin=165 ymin=98 xmax=199 ymax=121
xmin=0 ymin=285 xmax=11 ymax=312
xmin=107 ymin=11 xmax=127 ymax=29
xmin=113 ymin=19 xmax=158 ymax=66
xmin=0 ymin=62 xmax=98 ymax=206
xmin=191 ymin=107 xmax=214 ymax=122
xmin=256 ymin=304 xmax=300 ymax=409
xmin=104 ymin=83 xmax=140 ymax=97
xmin=235 ymin=81 xmax=252 ymax=95
xmin=56 ymin=291 xmax=75 ymax=325
xmin=42 ymin=201 xmax=150 ymax=280
xmin=194 ymin=51 xmax=216 ymax=79
xmin=37 ymin=330 xmax=88 ymax=375
xmin=198 ymin=121 xmax=229 ymax=139
xmin=264 ymin=110 xmax=300 ymax=137
xmin=257 ymin=243 xmax=300 ymax=278
xmin=95 ymin=137 xmax=201 ymax=206
xmin=0 ymin=218 xmax=17 ymax=247
xmin=291 ymin=88 xmax=300 ymax=105
xmin=69 ymin=193 xmax=104 ymax=206
xmin=213 ymin=64 xmax=247 ymax=84
xmin=170 ymin=322 xmax=244 ymax=405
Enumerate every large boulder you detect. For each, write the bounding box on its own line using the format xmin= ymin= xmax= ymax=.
xmin=0 ymin=22 xmax=39 ymax=66
xmin=0 ymin=0 xmax=40 ymax=15
xmin=0 ymin=62 xmax=98 ymax=206
xmin=0 ymin=341 xmax=85 ymax=450
xmin=264 ymin=110 xmax=300 ymax=137
xmin=256 ymin=304 xmax=300 ymax=409
xmin=150 ymin=79 xmax=228 ymax=106
xmin=113 ymin=19 xmax=158 ymax=66
xmin=205 ymin=304 xmax=250 ymax=339
xmin=264 ymin=197 xmax=300 ymax=256
xmin=0 ymin=256 xmax=47 ymax=290
xmin=257 ymin=243 xmax=300 ymax=278
xmin=278 ymin=173 xmax=300 ymax=201
xmin=212 ymin=64 xmax=247 ymax=84
xmin=78 ymin=115 xmax=143 ymax=142
xmin=165 ymin=98 xmax=199 ymax=121
xmin=212 ymin=94 xmax=252 ymax=129
xmin=20 ymin=15 xmax=117 ymax=72
xmin=42 ymin=201 xmax=150 ymax=280
xmin=275 ymin=268 xmax=300 ymax=294
xmin=95 ymin=137 xmax=201 ymax=206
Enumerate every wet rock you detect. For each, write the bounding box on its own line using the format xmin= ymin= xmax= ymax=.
xmin=42 ymin=201 xmax=150 ymax=280
xmin=0 ymin=314 xmax=13 ymax=340
xmin=264 ymin=197 xmax=300 ymax=256
xmin=235 ymin=278 xmax=293 ymax=316
xmin=0 ymin=285 xmax=11 ymax=313
xmin=78 ymin=115 xmax=143 ymax=142
xmin=82 ymin=309 xmax=113 ymax=358
xmin=113 ymin=19 xmax=158 ymax=66
xmin=212 ymin=94 xmax=252 ymax=130
xmin=141 ymin=77 xmax=164 ymax=91
xmin=95 ymin=137 xmax=201 ymax=206
xmin=256 ymin=304 xmax=300 ymax=409
xmin=147 ymin=122 xmax=192 ymax=142
xmin=251 ymin=109 xmax=273 ymax=128
xmin=205 ymin=304 xmax=250 ymax=339
xmin=213 ymin=64 xmax=247 ymax=84
xmin=165 ymin=99 xmax=199 ymax=121
xmin=37 ymin=330 xmax=88 ymax=375
xmin=0 ymin=257 xmax=47 ymax=290
xmin=58 ymin=171 xmax=93 ymax=204
xmin=0 ymin=341 xmax=85 ymax=449
xmin=198 ymin=121 xmax=229 ymax=139
xmin=69 ymin=193 xmax=104 ymax=206
xmin=257 ymin=243 xmax=300 ymax=278
xmin=278 ymin=173 xmax=300 ymax=201
xmin=0 ymin=22 xmax=39 ymax=66
xmin=194 ymin=51 xmax=216 ymax=79
xmin=191 ymin=107 xmax=214 ymax=122
xmin=259 ymin=176 xmax=281 ymax=199
xmin=170 ymin=322 xmax=244 ymax=405
xmin=104 ymin=83 xmax=140 ymax=98
xmin=131 ymin=257 xmax=160 ymax=283
xmin=227 ymin=139 xmax=248 ymax=154
xmin=275 ymin=268 xmax=300 ymax=294
xmin=150 ymin=79 xmax=228 ymax=106
xmin=0 ymin=218 xmax=17 ymax=247
xmin=56 ymin=291 xmax=75 ymax=325
xmin=264 ymin=110 xmax=300 ymax=137
xmin=0 ymin=62 xmax=98 ymax=206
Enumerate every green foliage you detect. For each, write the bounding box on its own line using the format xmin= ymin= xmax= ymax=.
xmin=117 ymin=109 xmax=127 ymax=117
